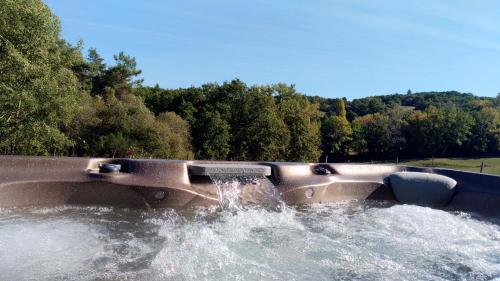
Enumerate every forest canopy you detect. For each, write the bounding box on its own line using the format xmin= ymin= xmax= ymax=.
xmin=1 ymin=0 xmax=500 ymax=162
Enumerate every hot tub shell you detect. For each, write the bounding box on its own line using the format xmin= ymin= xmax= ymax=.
xmin=0 ymin=156 xmax=498 ymax=216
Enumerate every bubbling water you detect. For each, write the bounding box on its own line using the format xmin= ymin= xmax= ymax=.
xmin=209 ymin=175 xmax=283 ymax=211
xmin=0 ymin=202 xmax=498 ymax=281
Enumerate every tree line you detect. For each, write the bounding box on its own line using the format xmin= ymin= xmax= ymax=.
xmin=1 ymin=1 xmax=500 ymax=162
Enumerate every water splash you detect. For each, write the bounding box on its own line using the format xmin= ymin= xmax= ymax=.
xmin=1 ymin=203 xmax=498 ymax=280
xmin=209 ymin=175 xmax=283 ymax=211
xmin=1 ymin=202 xmax=499 ymax=280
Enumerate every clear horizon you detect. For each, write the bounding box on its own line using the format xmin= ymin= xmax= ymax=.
xmin=46 ymin=0 xmax=500 ymax=99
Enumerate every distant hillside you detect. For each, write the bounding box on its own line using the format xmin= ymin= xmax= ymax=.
xmin=309 ymin=91 xmax=497 ymax=120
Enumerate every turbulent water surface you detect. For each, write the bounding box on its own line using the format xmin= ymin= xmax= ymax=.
xmin=0 ymin=201 xmax=499 ymax=281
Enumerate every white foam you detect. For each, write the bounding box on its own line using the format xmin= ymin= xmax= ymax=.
xmin=0 ymin=202 xmax=498 ymax=280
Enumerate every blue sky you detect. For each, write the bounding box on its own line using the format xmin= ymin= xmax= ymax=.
xmin=46 ymin=0 xmax=500 ymax=99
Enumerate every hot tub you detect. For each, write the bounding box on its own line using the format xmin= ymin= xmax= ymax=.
xmin=0 ymin=156 xmax=498 ymax=280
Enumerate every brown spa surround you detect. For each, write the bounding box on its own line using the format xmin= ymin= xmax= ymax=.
xmin=0 ymin=156 xmax=498 ymax=216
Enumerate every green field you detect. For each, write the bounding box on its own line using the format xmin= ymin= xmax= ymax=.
xmin=399 ymin=157 xmax=500 ymax=175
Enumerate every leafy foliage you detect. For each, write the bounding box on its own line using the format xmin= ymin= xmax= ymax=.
xmin=0 ymin=0 xmax=81 ymax=155
xmin=276 ymin=84 xmax=322 ymax=162
xmin=0 ymin=0 xmax=192 ymax=159
xmin=237 ymin=86 xmax=290 ymax=161
xmin=2 ymin=0 xmax=500 ymax=162
xmin=322 ymin=116 xmax=352 ymax=158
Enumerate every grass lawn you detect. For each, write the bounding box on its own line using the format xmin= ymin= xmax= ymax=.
xmin=399 ymin=157 xmax=500 ymax=175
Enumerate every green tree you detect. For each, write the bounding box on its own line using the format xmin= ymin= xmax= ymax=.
xmin=193 ymin=110 xmax=231 ymax=160
xmin=321 ymin=115 xmax=352 ymax=158
xmin=467 ymin=107 xmax=500 ymax=153
xmin=275 ymin=84 xmax=322 ymax=162
xmin=385 ymin=105 xmax=410 ymax=155
xmin=97 ymin=132 xmax=131 ymax=158
xmin=0 ymin=0 xmax=86 ymax=155
xmin=403 ymin=110 xmax=428 ymax=155
xmin=234 ymin=86 xmax=290 ymax=161
xmin=86 ymin=88 xmax=193 ymax=159
xmin=157 ymin=111 xmax=193 ymax=159
xmin=405 ymin=106 xmax=473 ymax=156
xmin=83 ymin=48 xmax=107 ymax=94
xmin=103 ymin=52 xmax=143 ymax=93
xmin=336 ymin=98 xmax=347 ymax=119
xmin=67 ymin=48 xmax=194 ymax=159
xmin=352 ymin=113 xmax=393 ymax=157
